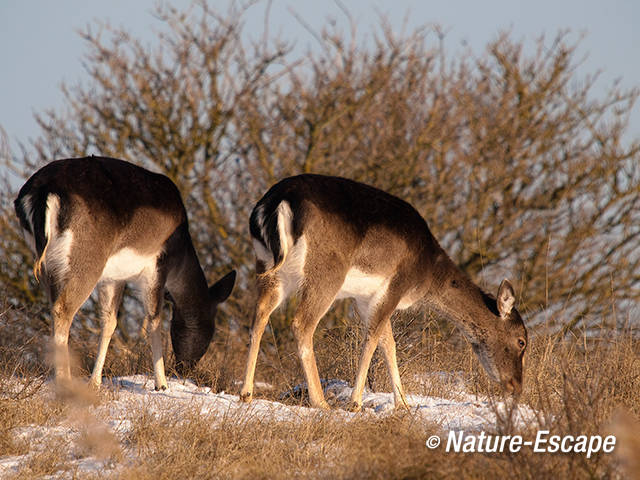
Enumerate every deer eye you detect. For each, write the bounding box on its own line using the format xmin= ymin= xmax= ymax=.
xmin=517 ymin=338 xmax=526 ymax=350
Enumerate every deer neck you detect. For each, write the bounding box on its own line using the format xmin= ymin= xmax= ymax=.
xmin=165 ymin=239 xmax=211 ymax=326
xmin=421 ymin=255 xmax=496 ymax=343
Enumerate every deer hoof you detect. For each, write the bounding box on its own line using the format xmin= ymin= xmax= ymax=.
xmin=314 ymin=400 xmax=331 ymax=410
xmin=347 ymin=401 xmax=362 ymax=413
xmin=155 ymin=384 xmax=167 ymax=392
xmin=239 ymin=391 xmax=252 ymax=403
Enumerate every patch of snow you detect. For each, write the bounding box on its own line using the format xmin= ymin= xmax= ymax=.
xmin=232 ymin=379 xmax=274 ymax=391
xmin=0 ymin=374 xmax=540 ymax=477
xmin=0 ymin=457 xmax=22 ymax=474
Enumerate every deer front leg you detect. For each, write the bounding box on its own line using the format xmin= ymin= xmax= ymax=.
xmin=148 ymin=315 xmax=167 ymax=391
xmin=143 ymin=282 xmax=168 ymax=391
xmin=378 ymin=320 xmax=409 ymax=409
xmin=350 ymin=300 xmax=398 ymax=412
xmin=349 ymin=334 xmax=380 ymax=412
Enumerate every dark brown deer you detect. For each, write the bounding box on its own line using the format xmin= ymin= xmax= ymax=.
xmin=15 ymin=156 xmax=236 ymax=390
xmin=240 ymin=174 xmax=527 ymax=410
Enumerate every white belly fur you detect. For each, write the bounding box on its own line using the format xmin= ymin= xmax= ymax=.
xmin=336 ymin=268 xmax=390 ymax=321
xmin=100 ymin=248 xmax=158 ymax=283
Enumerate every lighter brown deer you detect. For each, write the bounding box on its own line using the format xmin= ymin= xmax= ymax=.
xmin=240 ymin=174 xmax=527 ymax=410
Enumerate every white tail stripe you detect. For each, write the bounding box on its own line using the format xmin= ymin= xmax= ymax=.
xmin=44 ymin=194 xmax=60 ymax=240
xmin=274 ymin=201 xmax=294 ymax=269
xmin=256 ymin=200 xmax=295 ymax=275
xmin=34 ymin=194 xmax=60 ymax=280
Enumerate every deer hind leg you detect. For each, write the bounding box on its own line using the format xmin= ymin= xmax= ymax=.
xmin=49 ymin=269 xmax=102 ymax=385
xmin=350 ymin=299 xmax=399 ymax=412
xmin=240 ymin=273 xmax=283 ymax=403
xmin=89 ymin=281 xmax=125 ymax=389
xmin=378 ymin=321 xmax=409 ymax=409
xmin=42 ymin=235 xmax=104 ymax=385
xmin=291 ymin=283 xmax=344 ymax=410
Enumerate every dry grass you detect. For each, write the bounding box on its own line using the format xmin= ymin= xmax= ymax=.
xmin=0 ymin=302 xmax=638 ymax=479
xmin=120 ymin=407 xmax=445 ymax=479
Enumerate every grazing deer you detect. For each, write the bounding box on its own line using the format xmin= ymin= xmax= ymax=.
xmin=14 ymin=156 xmax=236 ymax=390
xmin=240 ymin=174 xmax=527 ymax=410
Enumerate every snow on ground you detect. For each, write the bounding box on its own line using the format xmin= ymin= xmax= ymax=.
xmin=0 ymin=375 xmax=538 ymax=478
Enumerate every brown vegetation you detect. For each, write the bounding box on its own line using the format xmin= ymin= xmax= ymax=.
xmin=0 ymin=301 xmax=638 ymax=478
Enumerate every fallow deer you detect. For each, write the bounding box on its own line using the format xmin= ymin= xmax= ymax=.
xmin=14 ymin=156 xmax=236 ymax=390
xmin=239 ymin=174 xmax=527 ymax=410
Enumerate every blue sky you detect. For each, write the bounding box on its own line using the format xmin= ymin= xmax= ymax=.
xmin=1 ymin=0 xmax=638 ymax=150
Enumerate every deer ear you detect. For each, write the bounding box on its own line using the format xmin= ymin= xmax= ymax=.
xmin=497 ymin=279 xmax=516 ymax=318
xmin=209 ymin=270 xmax=236 ymax=304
